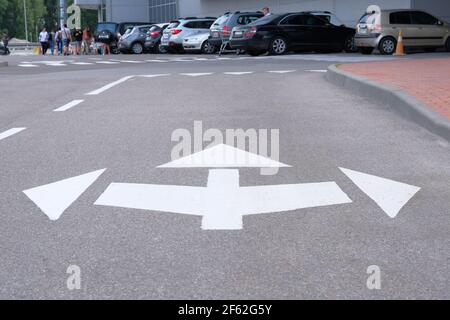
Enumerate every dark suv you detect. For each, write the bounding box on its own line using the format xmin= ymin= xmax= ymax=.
xmin=209 ymin=11 xmax=264 ymax=49
xmin=95 ymin=22 xmax=151 ymax=54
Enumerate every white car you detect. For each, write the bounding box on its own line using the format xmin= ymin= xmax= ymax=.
xmin=182 ymin=32 xmax=216 ymax=54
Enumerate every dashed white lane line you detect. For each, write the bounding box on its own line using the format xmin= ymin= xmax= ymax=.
xmin=180 ymin=72 xmax=214 ymax=77
xmin=86 ymin=76 xmax=134 ymax=95
xmin=71 ymin=62 xmax=94 ymax=65
xmin=120 ymin=60 xmax=146 ymax=64
xmin=146 ymin=59 xmax=168 ymax=63
xmin=138 ymin=74 xmax=171 ymax=78
xmin=53 ymin=99 xmax=85 ymax=112
xmin=267 ymin=70 xmax=296 ymax=74
xmin=95 ymin=61 xmax=120 ymax=64
xmin=307 ymin=69 xmax=328 ymax=73
xmin=18 ymin=64 xmax=38 ymax=67
xmin=224 ymin=71 xmax=254 ymax=75
xmin=0 ymin=128 xmax=27 ymax=142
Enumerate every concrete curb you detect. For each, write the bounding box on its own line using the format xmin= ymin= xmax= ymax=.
xmin=0 ymin=61 xmax=7 ymax=68
xmin=326 ymin=64 xmax=450 ymax=142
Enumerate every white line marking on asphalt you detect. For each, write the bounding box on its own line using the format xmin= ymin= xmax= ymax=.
xmin=120 ymin=60 xmax=145 ymax=63
xmin=340 ymin=168 xmax=421 ymax=218
xmin=24 ymin=169 xmax=107 ymax=221
xmin=95 ymin=61 xmax=120 ymax=64
xmin=180 ymin=72 xmax=213 ymax=77
xmin=53 ymin=99 xmax=84 ymax=112
xmin=193 ymin=58 xmax=210 ymax=61
xmin=46 ymin=63 xmax=67 ymax=66
xmin=18 ymin=64 xmax=38 ymax=67
xmin=0 ymin=128 xmax=27 ymax=141
xmin=86 ymin=76 xmax=134 ymax=95
xmin=146 ymin=59 xmax=168 ymax=63
xmin=307 ymin=69 xmax=327 ymax=73
xmin=267 ymin=70 xmax=296 ymax=74
xmin=138 ymin=74 xmax=171 ymax=78
xmin=224 ymin=71 xmax=254 ymax=75
xmin=71 ymin=62 xmax=94 ymax=65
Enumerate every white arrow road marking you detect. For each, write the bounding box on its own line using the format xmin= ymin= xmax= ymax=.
xmin=0 ymin=128 xmax=26 ymax=141
xmin=86 ymin=76 xmax=134 ymax=95
xmin=95 ymin=169 xmax=352 ymax=230
xmin=267 ymin=70 xmax=296 ymax=74
xmin=53 ymin=99 xmax=84 ymax=112
xmin=224 ymin=72 xmax=254 ymax=75
xmin=158 ymin=143 xmax=290 ymax=168
xmin=23 ymin=169 xmax=106 ymax=221
xmin=340 ymin=168 xmax=421 ymax=218
xmin=180 ymin=73 xmax=213 ymax=77
xmin=138 ymin=74 xmax=170 ymax=78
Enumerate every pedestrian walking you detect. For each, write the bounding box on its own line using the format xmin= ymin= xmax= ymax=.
xmin=48 ymin=30 xmax=55 ymax=55
xmin=55 ymin=28 xmax=63 ymax=55
xmin=61 ymin=24 xmax=72 ymax=56
xmin=82 ymin=27 xmax=92 ymax=55
xmin=39 ymin=28 xmax=49 ymax=55
xmin=74 ymin=28 xmax=83 ymax=55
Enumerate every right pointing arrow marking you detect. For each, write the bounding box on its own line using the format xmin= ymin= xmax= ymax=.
xmin=340 ymin=168 xmax=421 ymax=218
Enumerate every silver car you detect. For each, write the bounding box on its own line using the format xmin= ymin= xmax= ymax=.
xmin=161 ymin=18 xmax=216 ymax=53
xmin=355 ymin=8 xmax=450 ymax=55
xmin=183 ymin=32 xmax=216 ymax=54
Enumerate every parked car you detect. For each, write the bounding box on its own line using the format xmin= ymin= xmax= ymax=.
xmin=355 ymin=9 xmax=450 ymax=55
xmin=144 ymin=23 xmax=170 ymax=53
xmin=183 ymin=32 xmax=216 ymax=53
xmin=95 ymin=22 xmax=152 ymax=54
xmin=161 ymin=18 xmax=216 ymax=53
xmin=229 ymin=12 xmax=355 ymax=56
xmin=307 ymin=10 xmax=357 ymax=52
xmin=118 ymin=25 xmax=153 ymax=54
xmin=209 ymin=11 xmax=264 ymax=50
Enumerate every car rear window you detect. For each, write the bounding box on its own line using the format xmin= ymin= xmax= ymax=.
xmin=149 ymin=26 xmax=160 ymax=32
xmin=237 ymin=14 xmax=264 ymax=25
xmin=167 ymin=21 xmax=180 ymax=29
xmin=213 ymin=14 xmax=230 ymax=26
xmin=97 ymin=23 xmax=117 ymax=33
xmin=359 ymin=13 xmax=378 ymax=24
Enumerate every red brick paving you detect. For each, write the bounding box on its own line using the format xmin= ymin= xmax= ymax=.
xmin=340 ymin=58 xmax=450 ymax=120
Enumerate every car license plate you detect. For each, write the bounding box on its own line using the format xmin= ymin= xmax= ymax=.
xmin=212 ymin=32 xmax=219 ymax=38
xmin=163 ymin=34 xmax=169 ymax=39
xmin=234 ymin=31 xmax=243 ymax=38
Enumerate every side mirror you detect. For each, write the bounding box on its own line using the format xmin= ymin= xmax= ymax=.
xmin=437 ymin=20 xmax=444 ymax=26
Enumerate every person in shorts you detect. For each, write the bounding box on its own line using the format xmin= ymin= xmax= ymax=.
xmin=61 ymin=24 xmax=72 ymax=55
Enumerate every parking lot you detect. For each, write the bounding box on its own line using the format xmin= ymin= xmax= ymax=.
xmin=1 ymin=49 xmax=450 ymax=299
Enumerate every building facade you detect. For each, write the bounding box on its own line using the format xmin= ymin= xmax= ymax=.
xmin=75 ymin=0 xmax=450 ymax=26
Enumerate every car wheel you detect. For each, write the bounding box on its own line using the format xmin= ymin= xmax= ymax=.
xmin=201 ymin=40 xmax=216 ymax=54
xmin=269 ymin=37 xmax=288 ymax=55
xmin=344 ymin=35 xmax=357 ymax=53
xmin=359 ymin=47 xmax=374 ymax=55
xmin=378 ymin=37 xmax=396 ymax=55
xmin=131 ymin=42 xmax=144 ymax=54
xmin=445 ymin=37 xmax=450 ymax=52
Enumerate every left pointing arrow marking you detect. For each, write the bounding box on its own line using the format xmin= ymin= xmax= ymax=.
xmin=23 ymin=169 xmax=106 ymax=221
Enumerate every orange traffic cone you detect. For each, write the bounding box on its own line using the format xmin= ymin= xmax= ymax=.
xmin=394 ymin=30 xmax=406 ymax=56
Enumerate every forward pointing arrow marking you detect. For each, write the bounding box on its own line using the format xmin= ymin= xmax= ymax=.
xmin=23 ymin=169 xmax=107 ymax=221
xmin=340 ymin=168 xmax=421 ymax=218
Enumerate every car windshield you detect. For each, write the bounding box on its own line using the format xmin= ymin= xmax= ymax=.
xmin=97 ymin=23 xmax=117 ymax=33
xmin=247 ymin=14 xmax=279 ymax=26
xmin=123 ymin=28 xmax=133 ymax=35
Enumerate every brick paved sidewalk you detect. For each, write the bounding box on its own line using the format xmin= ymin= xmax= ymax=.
xmin=340 ymin=57 xmax=450 ymax=120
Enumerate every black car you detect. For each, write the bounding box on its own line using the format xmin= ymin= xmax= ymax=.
xmin=95 ymin=22 xmax=152 ymax=54
xmin=229 ymin=12 xmax=355 ymax=56
xmin=144 ymin=23 xmax=170 ymax=53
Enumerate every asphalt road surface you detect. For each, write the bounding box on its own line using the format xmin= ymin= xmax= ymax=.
xmin=1 ymin=52 xmax=450 ymax=299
